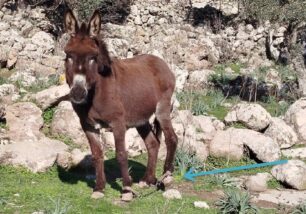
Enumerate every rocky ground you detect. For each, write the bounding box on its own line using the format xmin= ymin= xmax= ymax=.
xmin=1 ymin=0 xmax=306 ymax=213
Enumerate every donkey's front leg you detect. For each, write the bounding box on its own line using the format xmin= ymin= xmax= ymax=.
xmin=83 ymin=126 xmax=106 ymax=198
xmin=111 ymin=121 xmax=133 ymax=201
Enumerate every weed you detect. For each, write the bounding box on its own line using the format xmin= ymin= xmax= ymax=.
xmin=0 ymin=76 xmax=7 ymax=85
xmin=260 ymin=97 xmax=290 ymax=117
xmin=13 ymin=75 xmax=59 ymax=93
xmin=229 ymin=122 xmax=247 ymax=129
xmin=277 ymin=65 xmax=297 ymax=83
xmin=155 ymin=200 xmax=185 ymax=214
xmin=175 ymin=146 xmax=204 ymax=177
xmin=177 ymin=89 xmax=230 ymax=119
xmin=267 ymin=178 xmax=282 ymax=189
xmin=52 ymin=134 xmax=75 ymax=148
xmin=228 ymin=62 xmax=244 ymax=74
xmin=45 ymin=197 xmax=71 ymax=214
xmin=194 ymin=174 xmax=238 ymax=191
xmin=203 ymin=156 xmax=272 ymax=176
xmin=216 ymin=188 xmax=258 ymax=214
xmin=292 ymin=202 xmax=306 ymax=214
xmin=43 ymin=107 xmax=56 ymax=126
xmin=0 ymin=121 xmax=7 ymax=130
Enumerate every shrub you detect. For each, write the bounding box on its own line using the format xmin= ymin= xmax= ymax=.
xmin=216 ymin=188 xmax=258 ymax=214
xmin=174 ymin=146 xmax=203 ymax=177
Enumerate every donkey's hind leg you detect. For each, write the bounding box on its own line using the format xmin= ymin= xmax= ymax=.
xmin=136 ymin=122 xmax=160 ymax=187
xmin=155 ymin=97 xmax=178 ymax=177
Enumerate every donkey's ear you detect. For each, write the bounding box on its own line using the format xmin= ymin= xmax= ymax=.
xmin=88 ymin=10 xmax=101 ymax=37
xmin=64 ymin=9 xmax=78 ymax=35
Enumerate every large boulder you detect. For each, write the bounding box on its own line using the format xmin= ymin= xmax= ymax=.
xmin=282 ymin=147 xmax=306 ymax=159
xmin=210 ymin=128 xmax=280 ymax=162
xmin=0 ymin=102 xmax=68 ymax=172
xmin=32 ymin=84 xmax=70 ymax=110
xmin=101 ymin=128 xmax=146 ymax=157
xmin=225 ymin=103 xmax=272 ymax=131
xmin=285 ymin=98 xmax=306 ymax=143
xmin=187 ymin=69 xmax=214 ymax=89
xmin=51 ymin=101 xmax=88 ymax=148
xmin=158 ymin=110 xmax=220 ymax=161
xmin=264 ymin=117 xmax=298 ymax=149
xmin=271 ymin=160 xmax=306 ymax=190
xmin=244 ymin=173 xmax=272 ymax=192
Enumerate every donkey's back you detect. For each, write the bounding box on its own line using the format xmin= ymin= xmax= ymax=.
xmin=111 ymin=54 xmax=176 ymax=127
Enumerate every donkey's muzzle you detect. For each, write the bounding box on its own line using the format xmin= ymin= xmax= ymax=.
xmin=70 ymin=86 xmax=88 ymax=104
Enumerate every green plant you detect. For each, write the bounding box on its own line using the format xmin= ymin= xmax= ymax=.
xmin=228 ymin=62 xmax=245 ymax=74
xmin=210 ymin=65 xmax=237 ymax=86
xmin=0 ymin=121 xmax=8 ymax=130
xmin=177 ymin=89 xmax=230 ymax=119
xmin=0 ymin=76 xmax=7 ymax=85
xmin=267 ymin=178 xmax=282 ymax=189
xmin=174 ymin=146 xmax=203 ymax=177
xmin=261 ymin=97 xmax=290 ymax=117
xmin=75 ymin=0 xmax=131 ymax=23
xmin=216 ymin=188 xmax=258 ymax=214
xmin=45 ymin=197 xmax=71 ymax=214
xmin=155 ymin=200 xmax=185 ymax=214
xmin=292 ymin=202 xmax=306 ymax=214
xmin=43 ymin=107 xmax=56 ymax=126
xmin=194 ymin=174 xmax=238 ymax=191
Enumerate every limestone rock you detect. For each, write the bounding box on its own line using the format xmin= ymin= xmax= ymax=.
xmin=0 ymin=102 xmax=68 ymax=172
xmin=194 ymin=201 xmax=210 ymax=209
xmin=225 ymin=103 xmax=272 ymax=131
xmin=271 ymin=160 xmax=306 ymax=190
xmin=32 ymin=84 xmax=70 ymax=110
xmin=282 ymin=147 xmax=306 ymax=159
xmin=264 ymin=117 xmax=298 ymax=149
xmin=244 ymin=173 xmax=272 ymax=192
xmin=285 ymin=98 xmax=306 ymax=143
xmin=162 ymin=189 xmax=182 ymax=199
xmin=210 ymin=128 xmax=280 ymax=162
xmin=51 ymin=101 xmax=87 ymax=148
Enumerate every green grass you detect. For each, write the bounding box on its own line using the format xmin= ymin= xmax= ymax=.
xmin=177 ymin=90 xmax=238 ymax=120
xmin=260 ymin=97 xmax=291 ymax=117
xmin=228 ymin=122 xmax=248 ymax=129
xmin=0 ymin=154 xmax=217 ymax=214
xmin=267 ymin=178 xmax=283 ymax=189
xmin=0 ymin=121 xmax=8 ymax=130
xmin=204 ymin=156 xmax=273 ymax=177
xmin=193 ymin=174 xmax=237 ymax=192
xmin=216 ymin=188 xmax=258 ymax=214
xmin=43 ymin=107 xmax=56 ymax=125
xmin=14 ymin=75 xmax=60 ymax=94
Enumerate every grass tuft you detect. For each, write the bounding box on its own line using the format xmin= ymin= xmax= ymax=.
xmin=216 ymin=188 xmax=258 ymax=214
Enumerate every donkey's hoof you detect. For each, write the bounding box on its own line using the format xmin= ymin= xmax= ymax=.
xmin=163 ymin=175 xmax=174 ymax=186
xmin=121 ymin=192 xmax=133 ymax=202
xmin=91 ymin=191 xmax=104 ymax=199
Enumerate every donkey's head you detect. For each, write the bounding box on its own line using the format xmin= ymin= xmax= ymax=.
xmin=64 ymin=9 xmax=111 ymax=104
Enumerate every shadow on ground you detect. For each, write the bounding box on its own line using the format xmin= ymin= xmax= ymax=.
xmin=57 ymin=157 xmax=146 ymax=192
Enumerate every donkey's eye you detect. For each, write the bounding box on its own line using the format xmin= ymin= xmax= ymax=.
xmin=66 ymin=55 xmax=73 ymax=63
xmin=89 ymin=56 xmax=97 ymax=65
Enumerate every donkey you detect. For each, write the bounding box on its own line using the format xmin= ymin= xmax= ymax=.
xmin=64 ymin=9 xmax=178 ymax=201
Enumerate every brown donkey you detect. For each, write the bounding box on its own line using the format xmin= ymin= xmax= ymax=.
xmin=64 ymin=9 xmax=178 ymax=201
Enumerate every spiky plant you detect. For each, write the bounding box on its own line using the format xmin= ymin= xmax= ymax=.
xmin=212 ymin=174 xmax=238 ymax=188
xmin=292 ymin=203 xmax=306 ymax=214
xmin=174 ymin=145 xmax=203 ymax=177
xmin=216 ymin=188 xmax=258 ymax=214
